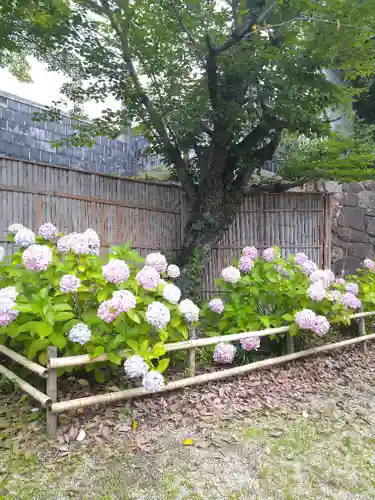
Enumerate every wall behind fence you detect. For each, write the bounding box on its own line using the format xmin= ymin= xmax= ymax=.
xmin=0 ymin=157 xmax=330 ymax=296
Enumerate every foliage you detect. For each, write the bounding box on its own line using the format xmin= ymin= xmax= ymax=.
xmin=0 ymin=225 xmax=196 ymax=383
xmin=0 ymin=0 xmax=72 ymax=81
xmin=201 ymin=247 xmax=369 ymax=362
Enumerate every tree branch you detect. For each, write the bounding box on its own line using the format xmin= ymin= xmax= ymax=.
xmin=206 ymin=35 xmax=219 ymax=112
xmin=170 ymin=3 xmax=196 ymax=46
xmin=214 ymin=0 xmax=278 ymax=54
xmin=245 ymin=178 xmax=307 ymax=193
xmin=97 ymin=0 xmax=197 ymax=200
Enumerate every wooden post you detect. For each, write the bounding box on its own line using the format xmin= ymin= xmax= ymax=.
xmin=323 ymin=194 xmax=332 ymax=269
xmin=187 ymin=325 xmax=196 ymax=377
xmin=358 ymin=311 xmax=368 ymax=354
xmin=46 ymin=346 xmax=58 ymax=437
xmin=286 ymin=332 xmax=295 ymax=354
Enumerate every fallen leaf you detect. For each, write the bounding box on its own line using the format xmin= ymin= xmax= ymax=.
xmin=183 ymin=438 xmax=193 ymax=446
xmin=76 ymin=429 xmax=86 ymax=442
xmin=302 ymin=410 xmax=308 ymax=418
xmin=131 ymin=419 xmax=137 ymax=431
xmin=77 ymin=379 xmax=89 ymax=387
xmin=195 ymin=440 xmax=211 ymax=449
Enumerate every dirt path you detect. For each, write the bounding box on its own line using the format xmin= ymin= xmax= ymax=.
xmin=2 ymin=347 xmax=375 ymax=499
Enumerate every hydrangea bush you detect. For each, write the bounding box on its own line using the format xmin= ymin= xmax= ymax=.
xmin=0 ymin=224 xmax=199 ymax=386
xmin=203 ymin=246 xmax=366 ymax=365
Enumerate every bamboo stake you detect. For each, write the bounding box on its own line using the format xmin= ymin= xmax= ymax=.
xmin=47 ymin=310 xmax=375 ymax=370
xmin=46 ymin=347 xmax=58 ymax=436
xmin=0 ymin=363 xmax=51 ymax=407
xmin=0 ymin=345 xmax=48 ymax=378
xmin=187 ymin=325 xmax=196 ymax=377
xmin=358 ymin=307 xmax=368 ymax=355
xmin=286 ymin=332 xmax=295 ymax=354
xmin=50 ymin=331 xmax=375 ymax=414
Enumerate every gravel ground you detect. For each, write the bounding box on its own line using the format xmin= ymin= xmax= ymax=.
xmin=2 ymin=345 xmax=375 ymax=499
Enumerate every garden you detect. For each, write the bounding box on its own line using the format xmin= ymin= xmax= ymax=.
xmin=0 ymin=221 xmax=374 ymax=433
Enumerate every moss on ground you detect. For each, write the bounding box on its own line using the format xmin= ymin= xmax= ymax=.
xmin=2 ymin=379 xmax=375 ymax=499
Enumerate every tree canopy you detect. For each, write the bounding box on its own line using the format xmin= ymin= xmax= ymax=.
xmin=4 ymin=0 xmax=375 ymax=289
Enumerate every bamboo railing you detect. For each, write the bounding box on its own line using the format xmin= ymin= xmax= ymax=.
xmin=0 ymin=311 xmax=373 ymax=436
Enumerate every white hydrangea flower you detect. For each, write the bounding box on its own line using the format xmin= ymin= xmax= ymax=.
xmin=167 ymin=264 xmax=180 ymax=278
xmin=15 ymin=228 xmax=35 ymax=247
xmin=146 ymin=301 xmax=171 ymax=329
xmin=0 ymin=247 xmax=5 ymax=263
xmin=142 ymin=371 xmax=165 ymax=392
xmin=124 ymin=355 xmax=149 ymax=378
xmin=221 ymin=266 xmax=241 ymax=284
xmin=68 ymin=323 xmax=91 ymax=345
xmin=179 ymin=299 xmax=199 ymax=322
xmin=162 ymin=284 xmax=181 ymax=304
xmin=0 ymin=286 xmax=18 ymax=301
xmin=8 ymin=223 xmax=24 ymax=233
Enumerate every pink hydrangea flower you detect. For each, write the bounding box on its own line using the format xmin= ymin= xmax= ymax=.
xmin=69 ymin=233 xmax=90 ymax=255
xmin=208 ymin=298 xmax=224 ymax=314
xmin=335 ymin=277 xmax=346 ymax=285
xmin=0 ymin=291 xmax=18 ymax=326
xmin=167 ymin=264 xmax=180 ymax=278
xmin=309 ymin=269 xmax=335 ymax=288
xmin=136 ymin=266 xmax=160 ymax=290
xmin=111 ymin=290 xmax=137 ymax=313
xmin=301 ymin=260 xmax=318 ymax=275
xmin=57 ymin=235 xmax=71 ymax=253
xmin=312 ymin=315 xmax=330 ymax=336
xmin=238 ymin=256 xmax=253 ymax=273
xmin=102 ymin=259 xmax=130 ymax=284
xmin=145 ymin=252 xmax=168 ymax=273
xmin=242 ymin=246 xmax=258 ymax=259
xmin=83 ymin=228 xmax=100 ymax=248
xmin=262 ymin=247 xmax=276 ymax=262
xmin=213 ymin=343 xmax=236 ymax=364
xmin=22 ymin=245 xmax=52 ymax=271
xmin=295 ymin=309 xmax=317 ymax=330
xmin=221 ymin=266 xmax=241 ymax=284
xmin=345 ymin=283 xmax=359 ymax=295
xmin=240 ymin=336 xmax=260 ymax=351
xmin=60 ymin=274 xmax=81 ymax=293
xmin=38 ymin=222 xmax=57 ymax=240
xmin=363 ymin=258 xmax=375 ymax=271
xmin=294 ymin=252 xmax=309 ymax=265
xmin=307 ymin=281 xmax=326 ymax=301
xmin=97 ymin=300 xmax=118 ymax=323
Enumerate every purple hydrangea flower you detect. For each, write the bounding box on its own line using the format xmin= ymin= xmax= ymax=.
xmin=60 ymin=274 xmax=81 ymax=293
xmin=238 ymin=256 xmax=253 ymax=273
xmin=208 ymin=298 xmax=224 ymax=314
xmin=213 ymin=343 xmax=236 ymax=364
xmin=294 ymin=252 xmax=309 ymax=265
xmin=124 ymin=355 xmax=149 ymax=378
xmin=240 ymin=336 xmax=260 ymax=351
xmin=307 ymin=281 xmax=326 ymax=301
xmin=38 ymin=222 xmax=57 ymax=240
xmin=15 ymin=228 xmax=35 ymax=247
xmin=345 ymin=282 xmax=359 ymax=295
xmin=301 ymin=260 xmax=318 ymax=276
xmin=142 ymin=371 xmax=165 ymax=391
xmin=97 ymin=300 xmax=118 ymax=323
xmin=242 ymin=246 xmax=258 ymax=259
xmin=312 ymin=315 xmax=330 ymax=336
xmin=295 ymin=309 xmax=317 ymax=330
xmin=340 ymin=292 xmax=361 ymax=310
xmin=262 ymin=247 xmax=276 ymax=262
xmin=68 ymin=323 xmax=91 ymax=345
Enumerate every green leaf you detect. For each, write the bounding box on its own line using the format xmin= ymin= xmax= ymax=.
xmin=53 ymin=303 xmax=72 ymax=312
xmin=18 ymin=321 xmax=41 ymax=333
xmin=35 ymin=322 xmax=53 ymax=338
xmin=78 ymin=265 xmax=85 ymax=272
xmin=27 ymin=338 xmax=49 ymax=359
xmin=157 ymin=358 xmax=169 ymax=373
xmin=176 ymin=322 xmax=188 ymax=339
xmin=49 ymin=332 xmax=67 ymax=349
xmin=127 ymin=309 xmax=141 ymax=324
xmin=97 ymin=289 xmax=109 ymax=303
xmin=107 ymin=352 xmax=122 ymax=365
xmin=139 ymin=339 xmax=149 ymax=357
xmin=54 ymin=312 xmax=76 ymax=321
xmin=94 ymin=368 xmax=105 ymax=383
xmin=15 ymin=304 xmax=35 ymax=314
xmin=282 ymin=313 xmax=294 ymax=322
xmin=152 ymin=343 xmax=166 ymax=358
xmin=92 ymin=346 xmax=105 ymax=358
xmin=127 ymin=339 xmax=139 ymax=351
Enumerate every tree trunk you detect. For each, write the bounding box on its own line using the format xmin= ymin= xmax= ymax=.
xmin=177 ymin=184 xmax=244 ymax=299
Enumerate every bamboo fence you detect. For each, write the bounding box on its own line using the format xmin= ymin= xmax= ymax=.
xmin=0 ymin=156 xmax=330 ymax=297
xmin=0 ymin=311 xmax=373 ymax=436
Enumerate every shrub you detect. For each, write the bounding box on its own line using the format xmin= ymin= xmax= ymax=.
xmin=0 ymin=224 xmax=199 ymax=386
xmin=202 ymin=247 xmax=366 ymax=364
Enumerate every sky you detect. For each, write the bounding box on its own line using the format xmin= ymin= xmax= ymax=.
xmin=0 ymin=57 xmax=119 ymax=118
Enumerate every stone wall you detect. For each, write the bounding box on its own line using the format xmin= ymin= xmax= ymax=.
xmin=330 ymin=181 xmax=375 ymax=274
xmin=0 ymin=90 xmax=156 ymax=176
